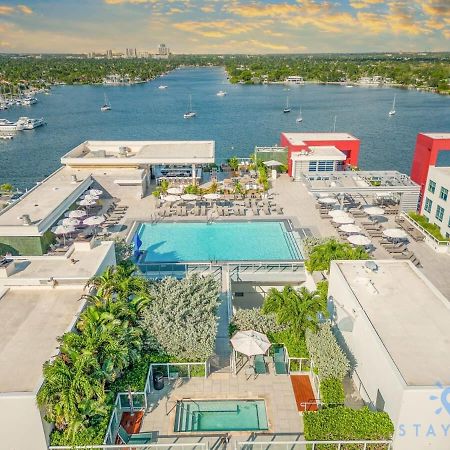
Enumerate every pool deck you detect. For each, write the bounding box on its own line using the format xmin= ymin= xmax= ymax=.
xmin=140 ymin=370 xmax=304 ymax=438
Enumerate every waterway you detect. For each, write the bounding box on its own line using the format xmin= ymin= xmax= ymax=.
xmin=0 ymin=67 xmax=449 ymax=189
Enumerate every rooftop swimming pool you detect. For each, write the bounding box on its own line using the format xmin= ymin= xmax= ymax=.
xmin=174 ymin=399 xmax=268 ymax=432
xmin=135 ymin=221 xmax=302 ymax=262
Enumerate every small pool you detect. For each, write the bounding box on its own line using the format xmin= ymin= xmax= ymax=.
xmin=136 ymin=221 xmax=302 ymax=262
xmin=174 ymin=399 xmax=268 ymax=432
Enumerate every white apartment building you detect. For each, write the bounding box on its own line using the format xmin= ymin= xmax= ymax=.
xmin=421 ymin=166 xmax=450 ymax=238
xmin=328 ymin=260 xmax=450 ymax=450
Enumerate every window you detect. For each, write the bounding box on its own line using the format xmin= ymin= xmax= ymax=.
xmin=308 ymin=160 xmax=334 ymax=172
xmin=428 ymin=180 xmax=436 ymax=194
xmin=424 ymin=197 xmax=433 ymax=213
xmin=436 ymin=205 xmax=445 ymax=222
xmin=440 ymin=187 xmax=448 ymax=201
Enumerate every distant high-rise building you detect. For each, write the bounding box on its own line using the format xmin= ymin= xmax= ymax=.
xmin=107 ymin=49 xmax=113 ymax=59
xmin=158 ymin=43 xmax=169 ymax=56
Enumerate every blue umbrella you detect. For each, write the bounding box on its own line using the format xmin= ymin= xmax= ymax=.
xmin=133 ymin=233 xmax=142 ymax=260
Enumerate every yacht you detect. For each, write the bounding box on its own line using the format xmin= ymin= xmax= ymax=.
xmin=183 ymin=95 xmax=196 ymax=119
xmin=0 ymin=119 xmax=24 ymax=132
xmin=100 ymin=94 xmax=111 ymax=112
xmin=296 ymin=106 xmax=303 ymax=123
xmin=389 ymin=95 xmax=396 ymax=116
xmin=21 ymin=97 xmax=37 ymax=106
xmin=16 ymin=117 xmax=45 ymax=129
xmin=0 ymin=133 xmax=14 ymax=140
xmin=283 ymin=96 xmax=291 ymax=113
xmin=216 ymin=90 xmax=227 ymax=97
xmin=158 ymin=85 xmax=168 ymax=89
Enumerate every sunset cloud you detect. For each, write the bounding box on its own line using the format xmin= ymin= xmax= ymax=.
xmin=0 ymin=3 xmax=32 ymax=15
xmin=0 ymin=5 xmax=15 ymax=14
xmin=174 ymin=19 xmax=259 ymax=38
xmin=349 ymin=0 xmax=384 ymax=9
xmin=17 ymin=4 xmax=32 ymax=14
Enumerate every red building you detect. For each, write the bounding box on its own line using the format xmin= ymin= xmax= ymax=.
xmin=280 ymin=132 xmax=360 ymax=177
xmin=410 ymin=133 xmax=450 ymax=204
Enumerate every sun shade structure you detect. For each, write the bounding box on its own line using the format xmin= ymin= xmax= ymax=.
xmin=230 ymin=330 xmax=271 ymax=356
xmin=329 ymin=209 xmax=348 ymax=217
xmin=383 ymin=228 xmax=408 ymax=239
xmin=340 ymin=224 xmax=362 ymax=233
xmin=163 ymin=195 xmax=181 ymax=202
xmin=347 ymin=234 xmax=371 ymax=246
xmin=203 ymin=193 xmax=221 ymax=200
xmin=167 ymin=187 xmax=183 ymax=195
xmin=52 ymin=225 xmax=76 ymax=235
xmin=60 ymin=218 xmax=80 ymax=227
xmin=332 ymin=215 xmax=355 ymax=224
xmin=181 ymin=194 xmax=199 ymax=201
xmin=364 ymin=206 xmax=385 ymax=216
xmin=318 ymin=197 xmax=338 ymax=205
xmin=68 ymin=209 xmax=87 ymax=219
xmin=83 ymin=215 xmax=105 ymax=226
xmin=263 ymin=160 xmax=283 ymax=167
xmin=78 ymin=198 xmax=97 ymax=206
xmin=88 ymin=189 xmax=103 ymax=196
xmin=82 ymin=194 xmax=99 ymax=201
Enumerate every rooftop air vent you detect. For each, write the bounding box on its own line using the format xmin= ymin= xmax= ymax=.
xmin=21 ymin=214 xmax=31 ymax=225
xmin=118 ymin=146 xmax=129 ymax=157
xmin=365 ymin=261 xmax=378 ymax=272
xmin=71 ymin=174 xmax=78 ymax=183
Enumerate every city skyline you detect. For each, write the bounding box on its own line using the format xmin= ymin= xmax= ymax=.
xmin=0 ymin=0 xmax=449 ymax=54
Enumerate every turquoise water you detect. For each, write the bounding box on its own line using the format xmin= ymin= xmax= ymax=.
xmin=174 ymin=399 xmax=268 ymax=432
xmin=137 ymin=221 xmax=302 ymax=262
xmin=1 ymin=67 xmax=449 ymax=189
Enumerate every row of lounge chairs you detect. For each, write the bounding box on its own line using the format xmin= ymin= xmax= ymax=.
xmin=395 ymin=216 xmax=425 ymax=242
xmin=103 ymin=204 xmax=129 ymax=227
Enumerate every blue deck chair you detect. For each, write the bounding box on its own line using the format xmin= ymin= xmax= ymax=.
xmin=254 ymin=354 xmax=267 ymax=375
xmin=117 ymin=426 xmax=153 ymax=445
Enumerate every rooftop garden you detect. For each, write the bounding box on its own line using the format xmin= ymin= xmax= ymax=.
xmin=37 ymin=262 xmax=219 ymax=446
xmin=408 ymin=212 xmax=450 ymax=241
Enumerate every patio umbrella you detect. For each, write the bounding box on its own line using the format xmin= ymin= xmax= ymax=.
xmin=203 ymin=193 xmax=221 ymax=200
xmin=78 ymin=198 xmax=97 ymax=206
xmin=167 ymin=187 xmax=183 ymax=195
xmin=68 ymin=209 xmax=87 ymax=219
xmin=163 ymin=194 xmax=181 ymax=202
xmin=61 ymin=217 xmax=80 ymax=227
xmin=332 ymin=215 xmax=355 ymax=224
xmin=364 ymin=206 xmax=385 ymax=216
xmin=83 ymin=215 xmax=105 ymax=226
xmin=181 ymin=194 xmax=199 ymax=201
xmin=318 ymin=197 xmax=338 ymax=205
xmin=230 ymin=330 xmax=271 ymax=357
xmin=329 ymin=209 xmax=348 ymax=218
xmin=347 ymin=234 xmax=371 ymax=246
xmin=83 ymin=194 xmax=99 ymax=201
xmin=318 ymin=192 xmax=333 ymax=198
xmin=52 ymin=224 xmax=76 ymax=245
xmin=383 ymin=228 xmax=408 ymax=239
xmin=340 ymin=224 xmax=362 ymax=233
xmin=88 ymin=189 xmax=103 ymax=196
xmin=263 ymin=160 xmax=283 ymax=167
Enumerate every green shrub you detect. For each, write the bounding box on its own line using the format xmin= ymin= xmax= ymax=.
xmin=408 ymin=212 xmax=449 ymax=241
xmin=269 ymin=329 xmax=309 ymax=358
xmin=231 ymin=308 xmax=286 ymax=336
xmin=320 ymin=378 xmax=345 ymax=406
xmin=304 ymin=406 xmax=394 ymax=448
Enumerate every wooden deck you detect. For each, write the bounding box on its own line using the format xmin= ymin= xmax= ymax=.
xmin=290 ymin=374 xmax=318 ymax=412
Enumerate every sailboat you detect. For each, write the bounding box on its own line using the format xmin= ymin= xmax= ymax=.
xmin=389 ymin=95 xmax=396 ymax=116
xmin=296 ymin=106 xmax=303 ymax=123
xmin=100 ymin=94 xmax=111 ymax=112
xmin=183 ymin=95 xmax=196 ymax=119
xmin=283 ymin=96 xmax=291 ymax=113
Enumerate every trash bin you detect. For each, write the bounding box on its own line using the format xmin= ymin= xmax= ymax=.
xmin=153 ymin=371 xmax=164 ymax=390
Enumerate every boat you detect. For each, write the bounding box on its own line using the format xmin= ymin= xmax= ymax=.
xmin=296 ymin=106 xmax=303 ymax=123
xmin=100 ymin=94 xmax=111 ymax=112
xmin=158 ymin=85 xmax=168 ymax=89
xmin=16 ymin=117 xmax=45 ymax=129
xmin=0 ymin=119 xmax=24 ymax=132
xmin=283 ymin=96 xmax=291 ymax=113
xmin=389 ymin=95 xmax=396 ymax=116
xmin=183 ymin=95 xmax=196 ymax=119
xmin=216 ymin=90 xmax=227 ymax=96
xmin=0 ymin=133 xmax=14 ymax=140
xmin=21 ymin=96 xmax=37 ymax=106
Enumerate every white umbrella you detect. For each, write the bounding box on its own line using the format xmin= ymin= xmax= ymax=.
xmin=163 ymin=195 xmax=181 ymax=202
xmin=230 ymin=330 xmax=271 ymax=356
xmin=318 ymin=192 xmax=333 ymax=198
xmin=203 ymin=193 xmax=221 ymax=200
xmin=83 ymin=194 xmax=99 ymax=201
xmin=383 ymin=228 xmax=408 ymax=239
xmin=340 ymin=224 xmax=362 ymax=233
xmin=263 ymin=160 xmax=283 ymax=167
xmin=329 ymin=209 xmax=349 ymax=218
xmin=88 ymin=189 xmax=103 ymax=196
xmin=78 ymin=198 xmax=97 ymax=206
xmin=347 ymin=234 xmax=371 ymax=246
xmin=53 ymin=225 xmax=76 ymax=235
xmin=181 ymin=194 xmax=199 ymax=201
xmin=61 ymin=217 xmax=80 ymax=227
xmin=167 ymin=187 xmax=183 ymax=195
xmin=68 ymin=209 xmax=87 ymax=219
xmin=318 ymin=197 xmax=338 ymax=205
xmin=332 ymin=215 xmax=355 ymax=224
xmin=83 ymin=215 xmax=105 ymax=226
xmin=364 ymin=206 xmax=385 ymax=216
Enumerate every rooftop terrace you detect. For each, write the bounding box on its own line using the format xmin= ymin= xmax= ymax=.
xmin=334 ymin=260 xmax=450 ymax=386
xmin=283 ymin=133 xmax=358 ymax=146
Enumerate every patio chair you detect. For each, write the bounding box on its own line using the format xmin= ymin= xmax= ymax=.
xmin=263 ymin=206 xmax=271 ymax=215
xmin=240 ymin=206 xmax=246 ymax=216
xmin=117 ymin=426 xmax=153 ymax=445
xmin=234 ymin=206 xmax=241 ymax=216
xmin=200 ymin=206 xmax=206 ymax=216
xmin=223 ymin=208 xmax=229 ymax=216
xmin=273 ymin=347 xmax=288 ymax=375
xmin=252 ymin=206 xmax=259 ymax=216
xmin=254 ymin=355 xmax=267 ymax=376
xmin=276 ymin=206 xmax=284 ymax=215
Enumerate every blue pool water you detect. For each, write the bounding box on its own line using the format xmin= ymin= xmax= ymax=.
xmin=174 ymin=399 xmax=268 ymax=432
xmin=137 ymin=221 xmax=302 ymax=262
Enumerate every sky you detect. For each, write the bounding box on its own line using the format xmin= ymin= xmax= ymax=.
xmin=0 ymin=0 xmax=449 ymax=54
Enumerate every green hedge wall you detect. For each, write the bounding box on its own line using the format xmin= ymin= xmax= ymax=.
xmin=320 ymin=378 xmax=345 ymax=406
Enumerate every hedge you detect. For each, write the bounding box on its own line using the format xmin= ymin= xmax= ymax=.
xmin=320 ymin=378 xmax=345 ymax=406
xmin=304 ymin=406 xmax=394 ymax=449
xmin=408 ymin=212 xmax=449 ymax=241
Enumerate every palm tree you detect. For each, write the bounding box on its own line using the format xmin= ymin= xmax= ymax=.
xmin=160 ymin=179 xmax=169 ymax=194
xmin=227 ymin=156 xmax=239 ymax=174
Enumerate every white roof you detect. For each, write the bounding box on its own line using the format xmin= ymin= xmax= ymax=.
xmin=291 ymin=146 xmax=347 ymax=161
xmin=333 ymin=260 xmax=450 ymax=386
xmin=283 ymin=132 xmax=357 ymax=146
xmin=421 ymin=133 xmax=450 ymax=140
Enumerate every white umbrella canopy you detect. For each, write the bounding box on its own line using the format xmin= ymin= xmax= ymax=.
xmin=230 ymin=330 xmax=271 ymax=357
xmin=181 ymin=194 xmax=199 ymax=201
xmin=318 ymin=192 xmax=334 ymax=198
xmin=347 ymin=234 xmax=371 ymax=246
xmin=340 ymin=224 xmax=362 ymax=233
xmin=364 ymin=206 xmax=385 ymax=216
xmin=61 ymin=217 xmax=80 ymax=227
xmin=332 ymin=215 xmax=355 ymax=224
xmin=68 ymin=209 xmax=87 ymax=219
xmin=263 ymin=160 xmax=283 ymax=167
xmin=78 ymin=198 xmax=97 ymax=206
xmin=52 ymin=225 xmax=76 ymax=235
xmin=163 ymin=194 xmax=181 ymax=202
xmin=204 ymin=193 xmax=221 ymax=200
xmin=318 ymin=197 xmax=338 ymax=205
xmin=88 ymin=189 xmax=103 ymax=196
xmin=329 ymin=209 xmax=348 ymax=218
xmin=83 ymin=215 xmax=105 ymax=226
xmin=83 ymin=194 xmax=99 ymax=201
xmin=167 ymin=187 xmax=183 ymax=195
xmin=383 ymin=228 xmax=408 ymax=239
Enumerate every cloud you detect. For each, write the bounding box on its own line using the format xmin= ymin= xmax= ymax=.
xmin=200 ymin=5 xmax=214 ymax=13
xmin=17 ymin=4 xmax=33 ymax=14
xmin=349 ymin=0 xmax=384 ymax=9
xmin=0 ymin=5 xmax=15 ymax=15
xmin=0 ymin=4 xmax=32 ymax=15
xmin=421 ymin=0 xmax=450 ymax=18
xmin=173 ymin=19 xmax=259 ymax=38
